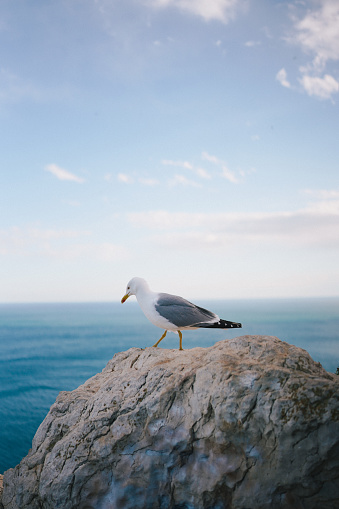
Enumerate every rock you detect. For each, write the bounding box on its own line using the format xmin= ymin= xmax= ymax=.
xmin=2 ymin=335 xmax=339 ymax=509
xmin=0 ymin=475 xmax=3 ymax=509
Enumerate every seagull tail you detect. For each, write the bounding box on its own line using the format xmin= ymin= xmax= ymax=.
xmin=199 ymin=319 xmax=242 ymax=329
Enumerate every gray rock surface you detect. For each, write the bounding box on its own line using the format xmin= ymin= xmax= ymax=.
xmin=2 ymin=335 xmax=339 ymax=509
xmin=0 ymin=474 xmax=3 ymax=509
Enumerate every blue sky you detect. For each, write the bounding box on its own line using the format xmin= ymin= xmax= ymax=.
xmin=1 ymin=0 xmax=339 ymax=302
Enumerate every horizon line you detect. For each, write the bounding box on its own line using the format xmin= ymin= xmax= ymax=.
xmin=1 ymin=295 xmax=339 ymax=306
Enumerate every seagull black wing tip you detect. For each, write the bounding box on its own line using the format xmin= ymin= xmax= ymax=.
xmin=199 ymin=319 xmax=242 ymax=329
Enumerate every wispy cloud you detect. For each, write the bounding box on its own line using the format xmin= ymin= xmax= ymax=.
xmin=168 ymin=174 xmax=202 ymax=188
xmin=45 ymin=164 xmax=85 ymax=183
xmin=245 ymin=40 xmax=261 ymax=48
xmin=117 ymin=173 xmax=134 ymax=184
xmin=303 ymin=188 xmax=339 ymax=200
xmin=276 ymin=68 xmax=291 ymax=89
xmin=144 ymin=0 xmax=247 ymax=24
xmin=127 ymin=195 xmax=339 ymax=249
xmin=162 ymin=159 xmax=193 ymax=170
xmin=202 ymin=151 xmax=239 ymax=183
xmin=195 ymin=167 xmax=211 ymax=179
xmin=0 ymin=227 xmax=128 ymax=261
xmin=112 ymin=154 xmax=241 ymax=189
xmin=162 ymin=159 xmax=211 ymax=180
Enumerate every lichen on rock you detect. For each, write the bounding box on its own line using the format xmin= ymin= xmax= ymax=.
xmin=2 ymin=335 xmax=339 ymax=509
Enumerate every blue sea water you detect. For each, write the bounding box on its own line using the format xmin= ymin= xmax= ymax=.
xmin=0 ymin=298 xmax=338 ymax=474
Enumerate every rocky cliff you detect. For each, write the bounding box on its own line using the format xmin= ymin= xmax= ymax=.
xmin=2 ymin=336 xmax=339 ymax=509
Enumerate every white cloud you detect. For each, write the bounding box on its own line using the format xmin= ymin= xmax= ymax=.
xmin=201 ymin=151 xmax=219 ymax=165
xmin=276 ymin=68 xmax=291 ymax=89
xmin=195 ymin=167 xmax=211 ymax=179
xmin=162 ymin=159 xmax=193 ymax=170
xmin=117 ymin=173 xmax=134 ymax=184
xmin=239 ymin=167 xmax=256 ymax=178
xmin=162 ymin=159 xmax=211 ymax=179
xmin=294 ymin=0 xmax=339 ymax=71
xmin=299 ymin=73 xmax=339 ymax=100
xmin=162 ymin=154 xmax=250 ymax=183
xmin=106 ymin=172 xmax=159 ymax=186
xmin=289 ymin=0 xmax=339 ymax=100
xmin=220 ymin=164 xmax=238 ymax=183
xmin=45 ymin=164 xmax=85 ymax=183
xmin=305 ymin=199 xmax=339 ymax=215
xmin=168 ymin=174 xmax=202 ymax=188
xmin=144 ymin=0 xmax=247 ymax=23
xmin=127 ymin=197 xmax=339 ymax=249
xmin=245 ymin=40 xmax=261 ymax=47
xmin=202 ymin=151 xmax=238 ymax=183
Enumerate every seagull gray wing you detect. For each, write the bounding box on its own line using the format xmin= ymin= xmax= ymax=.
xmin=155 ymin=293 xmax=218 ymax=328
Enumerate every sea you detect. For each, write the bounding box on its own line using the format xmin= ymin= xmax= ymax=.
xmin=0 ymin=297 xmax=338 ymax=474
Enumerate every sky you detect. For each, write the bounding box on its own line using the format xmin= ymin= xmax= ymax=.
xmin=0 ymin=0 xmax=339 ymax=303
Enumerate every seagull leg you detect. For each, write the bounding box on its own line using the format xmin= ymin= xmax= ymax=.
xmin=178 ymin=330 xmax=183 ymax=351
xmin=153 ymin=330 xmax=167 ymax=348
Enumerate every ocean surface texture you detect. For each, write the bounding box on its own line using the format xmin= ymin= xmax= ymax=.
xmin=0 ymin=298 xmax=338 ymax=474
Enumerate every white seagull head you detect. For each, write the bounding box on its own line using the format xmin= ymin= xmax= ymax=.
xmin=121 ymin=277 xmax=149 ymax=303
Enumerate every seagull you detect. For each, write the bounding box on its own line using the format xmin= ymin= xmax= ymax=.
xmin=121 ymin=277 xmax=242 ymax=350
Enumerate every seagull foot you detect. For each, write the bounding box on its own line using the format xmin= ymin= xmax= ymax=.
xmin=153 ymin=330 xmax=167 ymax=348
xmin=178 ymin=331 xmax=183 ymax=351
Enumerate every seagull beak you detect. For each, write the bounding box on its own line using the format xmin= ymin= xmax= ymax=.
xmin=121 ymin=293 xmax=130 ymax=303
